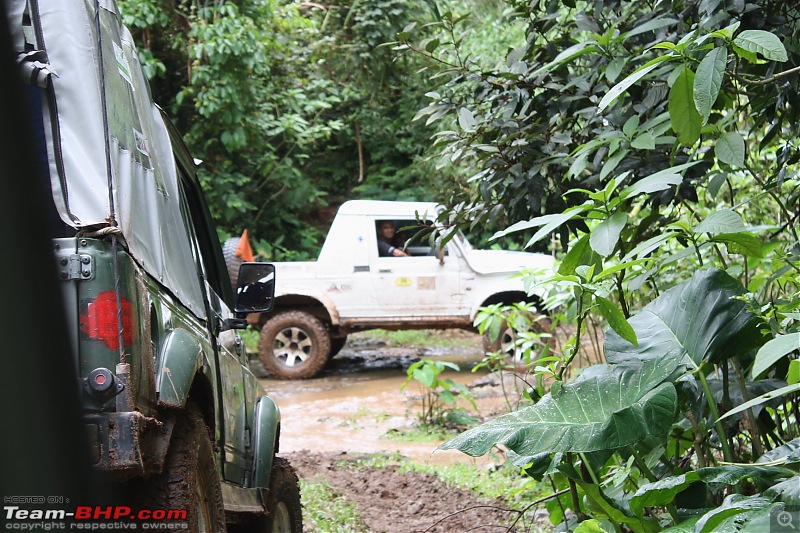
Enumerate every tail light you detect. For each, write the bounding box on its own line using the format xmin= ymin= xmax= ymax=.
xmin=80 ymin=291 xmax=134 ymax=351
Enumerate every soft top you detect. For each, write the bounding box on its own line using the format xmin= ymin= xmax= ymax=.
xmin=8 ymin=0 xmax=205 ymax=316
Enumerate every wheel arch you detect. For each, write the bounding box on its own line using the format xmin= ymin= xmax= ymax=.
xmin=471 ymin=290 xmax=545 ymax=321
xmin=251 ymin=395 xmax=281 ymax=489
xmin=156 ymin=328 xmax=204 ymax=409
xmin=260 ymin=293 xmax=339 ymax=327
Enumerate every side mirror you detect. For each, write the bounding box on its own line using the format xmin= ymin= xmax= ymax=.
xmin=234 ymin=263 xmax=275 ymax=315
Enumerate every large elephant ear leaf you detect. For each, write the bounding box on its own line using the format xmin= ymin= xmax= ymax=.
xmin=605 ymin=268 xmax=764 ymax=367
xmin=438 ymin=356 xmax=678 ymax=457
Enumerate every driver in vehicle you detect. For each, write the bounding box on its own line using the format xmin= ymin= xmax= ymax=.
xmin=377 ymin=220 xmax=409 ymax=257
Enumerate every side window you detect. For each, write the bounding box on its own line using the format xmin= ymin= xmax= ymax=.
xmin=375 ymin=219 xmax=440 ymax=257
xmin=375 ymin=219 xmax=408 ymax=257
xmin=176 ymin=165 xmax=231 ymax=304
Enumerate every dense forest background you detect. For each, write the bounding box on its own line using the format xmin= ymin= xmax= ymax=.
xmin=122 ymin=1 xmax=800 ymax=529
xmin=119 ymin=0 xmax=515 ymax=259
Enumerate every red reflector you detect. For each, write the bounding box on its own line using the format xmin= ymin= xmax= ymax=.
xmin=95 ymin=374 xmax=107 ymax=386
xmin=80 ymin=291 xmax=134 ymax=351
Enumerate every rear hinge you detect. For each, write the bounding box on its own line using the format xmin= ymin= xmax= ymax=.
xmin=55 ymin=251 xmax=94 ymax=281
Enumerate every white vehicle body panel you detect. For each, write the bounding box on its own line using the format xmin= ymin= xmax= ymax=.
xmin=268 ymin=200 xmax=555 ymax=330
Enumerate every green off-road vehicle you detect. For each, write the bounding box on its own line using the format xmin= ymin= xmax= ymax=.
xmin=6 ymin=0 xmax=302 ymax=530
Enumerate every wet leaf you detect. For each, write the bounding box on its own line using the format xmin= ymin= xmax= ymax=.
xmin=438 ymin=356 xmax=678 ymax=457
xmin=605 ymin=269 xmax=764 ymax=367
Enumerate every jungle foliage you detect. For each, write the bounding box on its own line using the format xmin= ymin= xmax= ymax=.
xmin=390 ymin=0 xmax=800 ymax=530
xmin=118 ymin=0 xmax=440 ymax=259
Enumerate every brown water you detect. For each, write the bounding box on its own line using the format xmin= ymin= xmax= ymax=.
xmin=257 ymin=337 xmax=515 ymax=466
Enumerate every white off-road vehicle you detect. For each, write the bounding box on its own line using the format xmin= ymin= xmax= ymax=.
xmin=235 ymin=200 xmax=555 ymax=379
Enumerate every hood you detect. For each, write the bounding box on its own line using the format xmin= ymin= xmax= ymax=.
xmin=463 ymin=249 xmax=556 ymax=276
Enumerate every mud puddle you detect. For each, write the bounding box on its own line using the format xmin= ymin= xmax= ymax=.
xmin=256 ymin=333 xmax=515 ymax=465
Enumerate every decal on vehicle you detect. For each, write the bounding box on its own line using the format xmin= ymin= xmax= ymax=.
xmin=418 ymin=277 xmax=436 ymax=290
xmin=396 ymin=277 xmax=412 ymax=287
xmin=113 ymin=41 xmax=133 ymax=88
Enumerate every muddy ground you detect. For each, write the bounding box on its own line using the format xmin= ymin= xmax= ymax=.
xmin=286 ymin=449 xmax=528 ymax=533
xmin=254 ymin=330 xmax=567 ymax=533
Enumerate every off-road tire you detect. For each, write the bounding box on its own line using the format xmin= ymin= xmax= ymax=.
xmin=222 ymin=237 xmax=243 ymax=291
xmin=264 ymin=457 xmax=303 ymax=533
xmin=482 ymin=316 xmax=553 ymax=370
xmin=328 ymin=335 xmax=348 ymax=359
xmin=259 ymin=311 xmax=331 ymax=379
xmin=135 ymin=404 xmax=226 ymax=532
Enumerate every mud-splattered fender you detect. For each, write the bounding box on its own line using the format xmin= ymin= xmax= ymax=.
xmin=251 ymin=395 xmax=281 ymax=488
xmin=156 ymin=328 xmax=203 ymax=408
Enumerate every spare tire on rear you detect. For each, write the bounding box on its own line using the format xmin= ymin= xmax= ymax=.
xmin=222 ymin=237 xmax=243 ymax=291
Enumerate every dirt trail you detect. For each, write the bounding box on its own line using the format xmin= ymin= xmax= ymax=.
xmin=286 ymin=450 xmax=523 ymax=533
xmin=256 ymin=331 xmax=547 ymax=532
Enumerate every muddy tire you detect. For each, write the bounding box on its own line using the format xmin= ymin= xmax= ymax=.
xmin=482 ymin=316 xmax=553 ymax=369
xmin=328 ymin=335 xmax=348 ymax=359
xmin=264 ymin=457 xmax=303 ymax=533
xmin=223 ymin=237 xmax=243 ymax=291
xmin=259 ymin=311 xmax=330 ymax=379
xmin=138 ymin=404 xmax=226 ymax=532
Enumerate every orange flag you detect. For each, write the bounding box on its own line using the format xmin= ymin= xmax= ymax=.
xmin=235 ymin=229 xmax=255 ymax=262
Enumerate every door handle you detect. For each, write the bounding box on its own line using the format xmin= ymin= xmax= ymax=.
xmin=379 ymin=269 xmax=392 ymax=273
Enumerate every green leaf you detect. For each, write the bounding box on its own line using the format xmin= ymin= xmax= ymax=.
xmin=458 ymin=107 xmax=476 ymax=131
xmin=631 ymin=131 xmax=655 ymax=150
xmin=661 ymin=516 xmax=701 ymax=532
xmin=622 ymin=15 xmax=678 ymax=40
xmin=764 ymin=475 xmax=800 ymax=507
xmin=695 ymin=494 xmax=773 ymax=533
xmin=718 ymin=382 xmax=800 ymax=422
xmin=789 ymin=360 xmax=800 ymax=385
xmin=413 ymin=365 xmax=436 ymax=388
xmin=758 ymin=438 xmax=800 ymax=464
xmin=605 ymin=269 xmax=764 ymax=367
xmin=694 ymin=46 xmax=727 ymax=123
xmin=731 ymin=42 xmax=761 ymax=64
xmin=623 ymin=116 xmax=640 ymax=137
xmin=669 ymin=69 xmax=702 ymax=147
xmin=590 ymin=211 xmax=628 ymax=256
xmin=620 ymin=161 xmax=700 ymax=199
xmin=630 ymin=471 xmax=701 ymax=516
xmin=715 ymin=131 xmax=746 ymax=166
xmin=493 ymin=205 xmax=588 ymax=242
xmin=596 ymin=295 xmax=638 ymax=346
xmin=529 ymin=41 xmax=598 ymax=77
xmin=751 ymin=332 xmax=800 ymax=379
xmin=694 ymin=209 xmax=746 ymax=235
xmin=599 ymin=59 xmax=668 ymax=111
xmin=575 ymin=480 xmax=658 ymax=532
xmin=573 ymin=519 xmax=609 ymax=533
xmin=559 ymin=234 xmax=602 ymax=276
xmin=733 ymin=30 xmax=788 ymax=62
xmin=711 ymin=232 xmax=764 ymax=257
xmin=438 ymin=356 xmax=678 ymax=457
